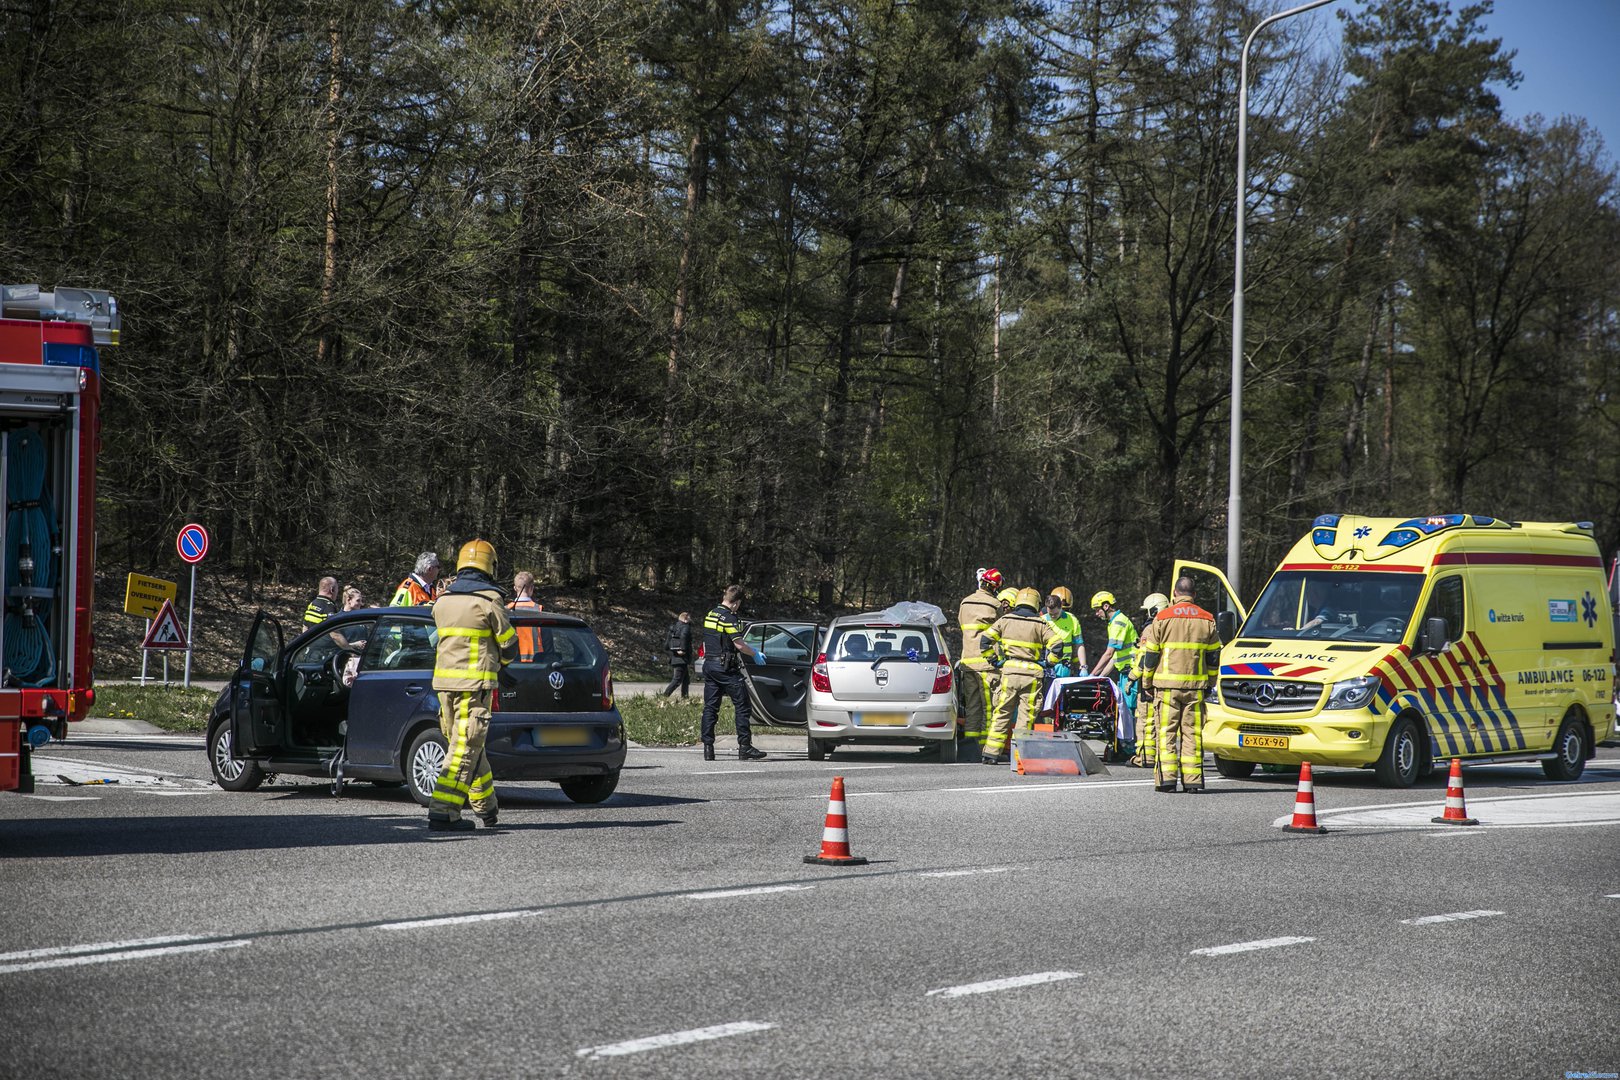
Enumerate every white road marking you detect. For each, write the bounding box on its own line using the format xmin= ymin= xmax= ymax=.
xmin=1605 ymin=894 xmax=1620 ymax=899
xmin=1191 ymin=936 xmax=1315 ymax=956
xmin=20 ymin=795 xmax=100 ymax=802
xmin=1273 ymin=790 xmax=1620 ymax=831
xmin=925 ymin=971 xmax=1081 ymax=998
xmin=1400 ymin=910 xmax=1504 ymax=925
xmin=0 ymin=939 xmax=249 ymax=975
xmin=32 ymin=756 xmax=196 ymax=781
xmin=376 ymin=909 xmax=543 ymax=931
xmin=918 ymin=867 xmax=1015 ymax=878
xmin=815 ymin=764 xmax=895 ymax=770
xmin=133 ymin=789 xmax=218 ymax=797
xmin=702 ymin=769 xmax=769 ymax=775
xmin=576 ymin=1021 xmax=774 ymax=1059
xmin=0 ymin=934 xmax=206 ymax=963
xmin=683 ymin=885 xmax=814 ymax=900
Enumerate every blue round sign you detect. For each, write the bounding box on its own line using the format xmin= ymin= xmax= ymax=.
xmin=176 ymin=523 xmax=209 ymax=564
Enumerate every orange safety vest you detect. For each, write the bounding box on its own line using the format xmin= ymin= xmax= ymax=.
xmin=507 ymin=595 xmax=545 ymax=661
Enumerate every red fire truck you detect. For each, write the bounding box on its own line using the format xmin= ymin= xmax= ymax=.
xmin=0 ymin=284 xmax=118 ymax=793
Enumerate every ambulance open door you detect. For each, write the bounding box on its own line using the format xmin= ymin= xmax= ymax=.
xmin=1172 ymin=560 xmax=1248 ymax=644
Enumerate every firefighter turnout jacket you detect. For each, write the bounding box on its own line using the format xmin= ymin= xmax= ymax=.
xmin=980 ymin=609 xmax=1064 ymax=675
xmin=1137 ymin=601 xmax=1220 ymax=690
xmin=431 ymin=572 xmax=519 ymax=690
xmin=957 ymin=589 xmax=1001 ymax=660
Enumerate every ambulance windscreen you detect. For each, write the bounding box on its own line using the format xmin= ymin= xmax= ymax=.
xmin=1244 ymin=571 xmax=1424 ymax=643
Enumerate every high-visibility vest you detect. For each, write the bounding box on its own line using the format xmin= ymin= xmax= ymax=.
xmin=507 ymin=595 xmax=545 ymax=660
xmin=303 ymin=594 xmax=336 ymax=627
xmin=390 ymin=574 xmax=433 ymax=607
xmin=1106 ymin=610 xmax=1138 ymax=670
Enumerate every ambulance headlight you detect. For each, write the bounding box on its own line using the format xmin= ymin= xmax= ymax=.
xmin=1324 ymin=675 xmax=1379 ymax=711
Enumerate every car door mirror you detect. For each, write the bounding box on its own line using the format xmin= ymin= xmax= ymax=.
xmin=1216 ymin=610 xmax=1238 ymax=645
xmin=1420 ymin=616 xmax=1449 ymax=654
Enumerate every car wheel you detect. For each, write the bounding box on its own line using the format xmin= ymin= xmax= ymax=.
xmin=934 ymin=731 xmax=960 ymax=764
xmin=1542 ymin=714 xmax=1587 ymax=781
xmin=406 ymin=728 xmax=448 ymax=808
xmin=560 ymin=770 xmax=620 ymax=804
xmin=806 ymin=736 xmax=826 ymax=762
xmin=1213 ymin=755 xmax=1255 ymax=779
xmin=209 ymin=721 xmax=265 ymax=792
xmin=1374 ymin=716 xmax=1421 ymax=788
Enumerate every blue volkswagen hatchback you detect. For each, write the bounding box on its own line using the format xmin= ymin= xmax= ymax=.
xmin=206 ymin=607 xmax=627 ymax=804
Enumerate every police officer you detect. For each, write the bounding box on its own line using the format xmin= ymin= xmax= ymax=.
xmin=1136 ymin=578 xmax=1222 ymax=793
xmin=979 ymin=587 xmax=1064 ymax=765
xmin=427 ymin=540 xmax=518 ymax=831
xmin=700 ymin=585 xmax=766 ymax=761
xmin=957 ymin=568 xmax=1004 ymax=744
xmin=303 ymin=576 xmax=338 ymax=627
xmin=1090 ymin=590 xmax=1140 ymax=756
xmin=1127 ymin=593 xmax=1170 ymax=769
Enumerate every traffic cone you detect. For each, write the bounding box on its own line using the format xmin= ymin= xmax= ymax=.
xmin=803 ymin=776 xmax=868 ymax=866
xmin=1431 ymin=759 xmax=1479 ymax=825
xmin=1282 ymin=761 xmax=1328 ymax=834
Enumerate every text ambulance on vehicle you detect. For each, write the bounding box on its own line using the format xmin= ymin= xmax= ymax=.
xmin=1175 ymin=514 xmax=1615 ymax=787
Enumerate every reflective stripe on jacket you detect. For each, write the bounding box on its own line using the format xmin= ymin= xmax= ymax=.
xmin=1107 ymin=610 xmax=1138 ymax=670
xmin=303 ymin=595 xmax=336 ymax=627
xmin=1137 ymin=602 xmax=1220 ymax=690
xmin=1044 ymin=610 xmax=1082 ymax=664
xmin=391 ymin=574 xmax=433 ymax=607
xmin=957 ymin=589 xmax=1001 ymax=660
xmin=432 ymin=586 xmax=518 ymax=690
xmin=702 ymin=606 xmax=742 ymax=672
xmin=981 ymin=612 xmax=1063 ymax=674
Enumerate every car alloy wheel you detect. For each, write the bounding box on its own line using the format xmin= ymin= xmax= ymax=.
xmin=412 ymin=738 xmax=447 ymax=801
xmin=213 ymin=729 xmax=245 ymax=782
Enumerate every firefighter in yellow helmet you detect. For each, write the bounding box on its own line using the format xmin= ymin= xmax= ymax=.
xmin=996 ymin=587 xmax=1018 ymax=615
xmin=957 ymin=568 xmax=1004 ymax=744
xmin=427 ymin=539 xmax=519 ymax=831
xmin=978 ymin=586 xmax=1064 ymax=765
xmin=1136 ymin=577 xmax=1222 ymax=792
xmin=1127 ymin=592 xmax=1171 ymax=768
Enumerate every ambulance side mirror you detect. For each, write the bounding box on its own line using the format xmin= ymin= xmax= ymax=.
xmin=1420 ymin=617 xmax=1449 ymax=655
xmin=1216 ymin=610 xmax=1238 ymax=645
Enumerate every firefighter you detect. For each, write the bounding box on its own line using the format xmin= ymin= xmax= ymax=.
xmin=426 ymin=539 xmax=518 ymax=831
xmin=390 ymin=551 xmax=441 ymax=607
xmin=979 ymin=586 xmax=1064 ymax=765
xmin=1127 ymin=592 xmax=1170 ymax=768
xmin=1089 ymin=590 xmax=1140 ymax=755
xmin=303 ymin=576 xmax=338 ymax=627
xmin=957 ymin=568 xmax=1004 ymax=744
xmin=1136 ymin=578 xmax=1222 ymax=793
xmin=996 ymin=587 xmax=1019 ymax=616
xmin=1042 ymin=586 xmax=1085 ymax=677
xmin=700 ymin=584 xmax=766 ymax=761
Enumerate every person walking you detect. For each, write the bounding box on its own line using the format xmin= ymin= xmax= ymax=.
xmin=508 ymin=570 xmax=545 ymax=662
xmin=956 ymin=568 xmax=1004 ymax=744
xmin=426 ymin=540 xmax=518 ymax=832
xmin=1127 ymin=592 xmax=1170 ymax=769
xmin=303 ymin=576 xmax=338 ymax=627
xmin=1136 ymin=578 xmax=1222 ymax=793
xmin=390 ymin=552 xmax=440 ymax=607
xmin=699 ymin=585 xmax=765 ymax=761
xmin=661 ymin=611 xmax=694 ymax=698
xmin=979 ymin=586 xmax=1064 ymax=765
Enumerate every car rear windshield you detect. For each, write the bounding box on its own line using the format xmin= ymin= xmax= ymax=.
xmin=509 ymin=623 xmax=607 ymax=669
xmin=827 ymin=624 xmax=939 ymax=661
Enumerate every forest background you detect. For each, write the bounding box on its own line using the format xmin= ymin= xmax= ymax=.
xmin=4 ymin=0 xmax=1618 ymax=635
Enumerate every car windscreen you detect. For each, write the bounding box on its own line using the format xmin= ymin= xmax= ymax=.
xmin=1242 ymin=571 xmax=1423 ymax=643
xmin=826 ymin=624 xmax=940 ymax=661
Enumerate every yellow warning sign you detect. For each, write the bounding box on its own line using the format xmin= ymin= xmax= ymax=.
xmin=124 ymin=573 xmax=178 ymax=619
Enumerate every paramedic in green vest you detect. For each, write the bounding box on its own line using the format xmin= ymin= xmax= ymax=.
xmin=1042 ymin=586 xmax=1085 ymax=677
xmin=1090 ymin=590 xmax=1140 ymax=756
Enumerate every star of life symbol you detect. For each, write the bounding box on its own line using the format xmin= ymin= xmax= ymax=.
xmin=1582 ymin=592 xmax=1598 ymax=628
xmin=1354 ymin=526 xmax=1372 ymax=539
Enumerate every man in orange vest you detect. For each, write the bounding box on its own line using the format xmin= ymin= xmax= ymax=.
xmin=507 ymin=570 xmax=545 ymax=661
xmin=390 ymin=551 xmax=440 ymax=606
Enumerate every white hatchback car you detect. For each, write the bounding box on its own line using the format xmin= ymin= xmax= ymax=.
xmin=806 ymin=612 xmax=963 ymax=762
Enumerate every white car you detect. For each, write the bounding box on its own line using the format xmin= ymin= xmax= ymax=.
xmin=805 ymin=612 xmax=963 ymax=762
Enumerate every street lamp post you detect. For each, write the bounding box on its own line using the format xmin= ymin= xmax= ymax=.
xmin=1229 ymin=0 xmax=1336 ymax=596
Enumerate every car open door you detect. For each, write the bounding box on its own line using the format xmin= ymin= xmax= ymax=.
xmin=739 ymin=621 xmax=821 ymax=727
xmin=1172 ymin=560 xmax=1248 ymax=643
xmin=231 ymin=610 xmax=285 ymax=756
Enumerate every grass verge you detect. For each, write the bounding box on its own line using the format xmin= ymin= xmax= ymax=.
xmin=616 ymin=694 xmax=803 ymax=747
xmin=90 ymin=684 xmax=220 ymax=733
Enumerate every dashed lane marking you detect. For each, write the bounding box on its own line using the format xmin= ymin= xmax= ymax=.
xmin=20 ymin=795 xmax=99 ymax=802
xmin=683 ymin=885 xmax=814 ymax=900
xmin=0 ymin=934 xmax=207 ymax=962
xmin=0 ymin=939 xmax=249 ymax=975
xmin=925 ymin=971 xmax=1081 ymax=998
xmin=1190 ymin=936 xmax=1315 ymax=956
xmin=918 ymin=867 xmax=1015 ymax=878
xmin=377 ymin=910 xmax=544 ymax=931
xmin=576 ymin=1021 xmax=774 ymax=1059
xmin=1401 ymin=910 xmax=1504 ymax=925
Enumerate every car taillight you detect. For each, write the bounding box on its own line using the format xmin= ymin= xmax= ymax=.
xmin=812 ymin=653 xmax=830 ymax=693
xmin=931 ymin=654 xmax=952 ymax=694
xmin=602 ymin=666 xmax=613 ymax=709
xmin=491 ymin=687 xmax=501 ymax=712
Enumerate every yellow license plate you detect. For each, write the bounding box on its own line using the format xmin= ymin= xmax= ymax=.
xmin=537 ymin=726 xmax=591 ymax=747
xmin=1239 ymin=734 xmax=1290 ymax=749
xmin=855 ymin=713 xmax=908 ymax=726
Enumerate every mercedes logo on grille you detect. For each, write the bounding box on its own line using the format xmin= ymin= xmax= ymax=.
xmin=1253 ymin=682 xmax=1278 ymax=707
xmin=548 ymin=671 xmax=565 ymax=690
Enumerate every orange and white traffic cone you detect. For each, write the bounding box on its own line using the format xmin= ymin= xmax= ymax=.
xmin=1431 ymin=758 xmax=1479 ymax=825
xmin=1282 ymin=761 xmax=1328 ymax=834
xmin=804 ymin=775 xmax=868 ymax=866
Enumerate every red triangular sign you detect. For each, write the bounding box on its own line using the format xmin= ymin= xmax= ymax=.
xmin=143 ymin=599 xmax=189 ymax=650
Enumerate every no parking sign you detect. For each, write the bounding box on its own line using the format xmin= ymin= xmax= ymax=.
xmin=176 ymin=523 xmax=209 ymax=564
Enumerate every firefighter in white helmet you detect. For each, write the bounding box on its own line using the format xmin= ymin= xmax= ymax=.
xmin=1127 ymin=593 xmax=1170 ymax=768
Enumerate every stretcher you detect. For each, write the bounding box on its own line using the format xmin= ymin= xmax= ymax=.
xmin=1038 ymin=675 xmax=1131 ymax=763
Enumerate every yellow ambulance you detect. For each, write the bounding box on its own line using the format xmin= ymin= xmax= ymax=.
xmin=1176 ymin=514 xmax=1615 ymax=787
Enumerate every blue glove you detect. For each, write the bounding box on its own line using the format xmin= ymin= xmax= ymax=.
xmin=751 ymin=649 xmax=765 ymax=666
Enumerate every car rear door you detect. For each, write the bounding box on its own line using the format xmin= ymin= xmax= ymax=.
xmin=740 ymin=622 xmax=820 ymax=726
xmin=345 ymin=614 xmax=438 ymax=768
xmin=231 ymin=611 xmax=284 ymax=756
xmin=827 ymin=624 xmax=940 ymax=702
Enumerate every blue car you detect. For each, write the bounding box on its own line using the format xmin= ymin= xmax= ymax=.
xmin=206 ymin=606 xmax=627 ymax=804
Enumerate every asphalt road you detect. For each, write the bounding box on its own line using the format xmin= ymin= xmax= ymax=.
xmin=3 ymin=728 xmax=1618 ymax=1079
